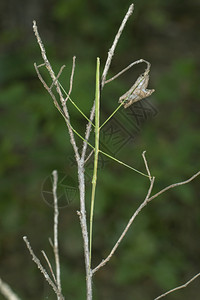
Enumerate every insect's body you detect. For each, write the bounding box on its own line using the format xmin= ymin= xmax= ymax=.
xmin=119 ymin=72 xmax=155 ymax=108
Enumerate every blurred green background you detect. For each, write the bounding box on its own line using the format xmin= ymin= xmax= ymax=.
xmin=0 ymin=0 xmax=200 ymax=299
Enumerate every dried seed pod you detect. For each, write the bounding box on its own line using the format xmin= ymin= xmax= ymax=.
xmin=119 ymin=71 xmax=155 ymax=108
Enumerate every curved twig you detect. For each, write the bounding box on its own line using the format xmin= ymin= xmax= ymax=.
xmin=105 ymin=59 xmax=150 ymax=84
xmin=154 ymin=272 xmax=200 ymax=300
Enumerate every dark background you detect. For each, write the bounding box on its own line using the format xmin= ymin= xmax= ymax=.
xmin=0 ymin=0 xmax=200 ymax=299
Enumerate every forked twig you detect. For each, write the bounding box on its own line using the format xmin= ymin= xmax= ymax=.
xmin=41 ymin=250 xmax=57 ymax=284
xmin=79 ymin=6 xmax=136 ymax=293
xmin=148 ymin=171 xmax=200 ymax=202
xmin=142 ymin=150 xmax=152 ymax=180
xmin=50 ymin=65 xmax=66 ymax=89
xmin=84 ymin=149 xmax=94 ymax=164
xmin=33 ymin=20 xmax=66 ymax=105
xmin=23 ymin=236 xmax=64 ymax=300
xmin=33 ymin=20 xmax=80 ymax=162
xmin=93 ymin=169 xmax=200 ymax=274
xmin=64 ymin=56 xmax=76 ymax=104
xmin=92 ymin=176 xmax=155 ymax=274
xmin=34 ymin=63 xmax=63 ymax=113
xmin=29 ymin=6 xmax=200 ymax=300
xmin=81 ymin=4 xmax=134 ymax=161
xmin=154 ymin=272 xmax=200 ymax=300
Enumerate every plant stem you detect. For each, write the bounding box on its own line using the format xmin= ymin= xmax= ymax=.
xmin=77 ymin=160 xmax=92 ymax=300
xmin=59 ymin=106 xmax=149 ymax=178
xmin=89 ymin=58 xmax=100 ymax=266
xmin=58 ymin=81 xmax=95 ymax=127
xmin=52 ymin=170 xmax=62 ymax=297
xmin=99 ymin=150 xmax=150 ymax=178
xmin=99 ymin=102 xmax=124 ymax=129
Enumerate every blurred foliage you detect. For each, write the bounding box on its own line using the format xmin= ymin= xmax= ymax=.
xmin=0 ymin=0 xmax=200 ymax=299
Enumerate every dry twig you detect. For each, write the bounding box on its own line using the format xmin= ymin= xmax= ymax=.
xmin=50 ymin=65 xmax=66 ymax=90
xmin=78 ymin=7 xmax=137 ymax=295
xmin=64 ymin=56 xmax=76 ymax=104
xmin=52 ymin=170 xmax=62 ymax=296
xmin=93 ymin=167 xmax=200 ymax=274
xmin=101 ymin=4 xmax=134 ymax=88
xmin=0 ymin=278 xmax=21 ymax=300
xmin=23 ymin=236 xmax=64 ymax=300
xmin=81 ymin=3 xmax=134 ymax=161
xmin=105 ymin=59 xmax=149 ymax=84
xmin=93 ymin=175 xmax=155 ymax=274
xmin=33 ymin=20 xmax=80 ymax=162
xmin=34 ymin=63 xmax=63 ymax=113
xmin=154 ymin=272 xmax=200 ymax=300
xmin=41 ymin=250 xmax=57 ymax=284
xmin=148 ymin=171 xmax=200 ymax=202
xmin=142 ymin=150 xmax=152 ymax=180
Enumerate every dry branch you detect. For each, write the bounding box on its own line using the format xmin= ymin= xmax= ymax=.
xmin=81 ymin=3 xmax=134 ymax=161
xmin=41 ymin=250 xmax=57 ymax=284
xmin=148 ymin=171 xmax=200 ymax=202
xmin=105 ymin=59 xmax=149 ymax=84
xmin=33 ymin=20 xmax=80 ymax=162
xmin=0 ymin=278 xmax=21 ymax=300
xmin=93 ymin=169 xmax=200 ymax=274
xmin=23 ymin=236 xmax=64 ymax=300
xmin=52 ymin=170 xmax=62 ymax=296
xmin=101 ymin=4 xmax=134 ymax=88
xmin=155 ymin=272 xmax=200 ymax=300
xmin=93 ymin=176 xmax=155 ymax=274
xmin=64 ymin=56 xmax=76 ymax=104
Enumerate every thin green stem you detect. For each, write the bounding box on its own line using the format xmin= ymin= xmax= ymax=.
xmin=58 ymin=107 xmax=94 ymax=150
xmin=100 ymin=102 xmax=124 ymax=129
xmin=57 ymin=87 xmax=149 ymax=179
xmin=99 ymin=150 xmax=150 ymax=178
xmin=89 ymin=58 xmax=100 ymax=266
xmin=100 ymin=71 xmax=148 ymax=130
xmin=58 ymin=81 xmax=95 ymax=128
